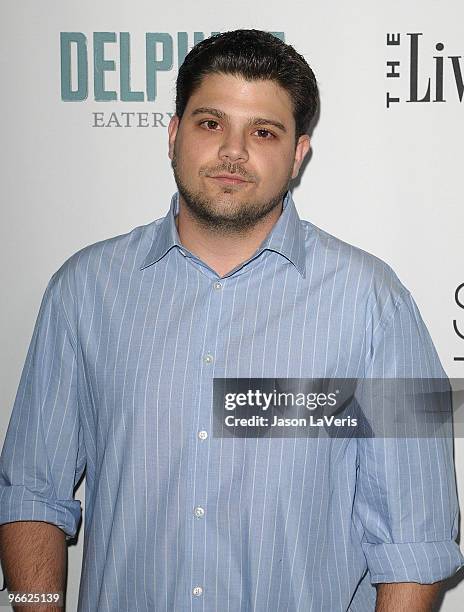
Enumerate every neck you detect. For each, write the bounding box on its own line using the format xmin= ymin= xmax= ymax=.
xmin=175 ymin=195 xmax=284 ymax=278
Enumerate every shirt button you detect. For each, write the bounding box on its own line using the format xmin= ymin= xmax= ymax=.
xmin=203 ymin=353 xmax=213 ymax=364
xmin=192 ymin=586 xmax=203 ymax=597
xmin=198 ymin=430 xmax=208 ymax=440
xmin=213 ymin=281 xmax=222 ymax=290
xmin=194 ymin=506 xmax=205 ymax=518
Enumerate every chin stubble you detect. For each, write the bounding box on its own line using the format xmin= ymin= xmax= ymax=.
xmin=171 ymin=154 xmax=292 ymax=234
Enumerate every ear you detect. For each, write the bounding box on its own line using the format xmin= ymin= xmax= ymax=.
xmin=291 ymin=135 xmax=311 ymax=179
xmin=168 ymin=115 xmax=180 ymax=160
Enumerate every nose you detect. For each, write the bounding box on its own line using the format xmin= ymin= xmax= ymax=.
xmin=218 ymin=129 xmax=249 ymax=164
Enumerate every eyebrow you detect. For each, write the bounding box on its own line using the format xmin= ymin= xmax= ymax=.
xmin=190 ymin=106 xmax=288 ymax=134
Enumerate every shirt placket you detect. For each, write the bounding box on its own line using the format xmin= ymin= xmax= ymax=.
xmin=182 ymin=261 xmax=225 ymax=610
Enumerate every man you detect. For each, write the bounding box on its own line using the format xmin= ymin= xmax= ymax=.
xmin=0 ymin=29 xmax=462 ymax=612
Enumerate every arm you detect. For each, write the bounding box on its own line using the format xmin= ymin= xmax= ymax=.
xmin=0 ymin=273 xmax=85 ymax=609
xmin=375 ymin=581 xmax=442 ymax=611
xmin=355 ymin=289 xmax=464 ymax=591
xmin=0 ymin=521 xmax=66 ymax=611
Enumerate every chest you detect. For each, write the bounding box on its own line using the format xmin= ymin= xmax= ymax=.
xmin=75 ymin=256 xmax=366 ymax=434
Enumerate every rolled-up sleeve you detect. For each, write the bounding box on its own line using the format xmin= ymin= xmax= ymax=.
xmin=354 ymin=288 xmax=464 ymax=584
xmin=0 ymin=272 xmax=85 ymax=540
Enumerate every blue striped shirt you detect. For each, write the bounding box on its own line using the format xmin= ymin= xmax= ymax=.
xmin=1 ymin=190 xmax=463 ymax=611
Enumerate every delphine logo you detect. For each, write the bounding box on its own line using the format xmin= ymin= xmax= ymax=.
xmin=60 ymin=31 xmax=285 ymax=127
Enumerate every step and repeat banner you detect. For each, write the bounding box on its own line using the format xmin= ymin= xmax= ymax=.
xmin=1 ymin=1 xmax=463 ymax=609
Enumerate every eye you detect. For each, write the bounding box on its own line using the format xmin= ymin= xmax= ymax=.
xmin=254 ymin=129 xmax=275 ymax=139
xmin=200 ymin=119 xmax=221 ymax=130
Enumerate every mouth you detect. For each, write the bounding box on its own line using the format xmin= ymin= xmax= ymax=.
xmin=208 ymin=174 xmax=251 ymax=185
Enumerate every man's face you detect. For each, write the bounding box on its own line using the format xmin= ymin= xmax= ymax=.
xmin=168 ymin=72 xmax=310 ymax=233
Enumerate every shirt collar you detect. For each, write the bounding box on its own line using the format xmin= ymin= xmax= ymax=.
xmin=139 ymin=190 xmax=306 ymax=277
xmin=139 ymin=193 xmax=184 ymax=271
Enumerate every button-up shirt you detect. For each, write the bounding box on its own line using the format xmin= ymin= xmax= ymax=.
xmin=1 ymin=191 xmax=463 ymax=611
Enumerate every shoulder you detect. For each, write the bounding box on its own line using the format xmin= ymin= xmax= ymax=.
xmin=45 ymin=217 xmax=162 ymax=315
xmin=300 ymin=219 xmax=411 ymax=330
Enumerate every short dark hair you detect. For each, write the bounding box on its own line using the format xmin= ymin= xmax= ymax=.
xmin=175 ymin=29 xmax=319 ymax=139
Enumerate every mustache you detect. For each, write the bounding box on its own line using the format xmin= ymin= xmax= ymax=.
xmin=201 ymin=162 xmax=256 ymax=182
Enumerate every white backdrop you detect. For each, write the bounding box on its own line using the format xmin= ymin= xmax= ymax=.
xmin=1 ymin=1 xmax=463 ymax=609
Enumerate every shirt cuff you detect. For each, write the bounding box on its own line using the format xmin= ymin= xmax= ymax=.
xmin=0 ymin=484 xmax=82 ymax=540
xmin=362 ymin=540 xmax=464 ymax=584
